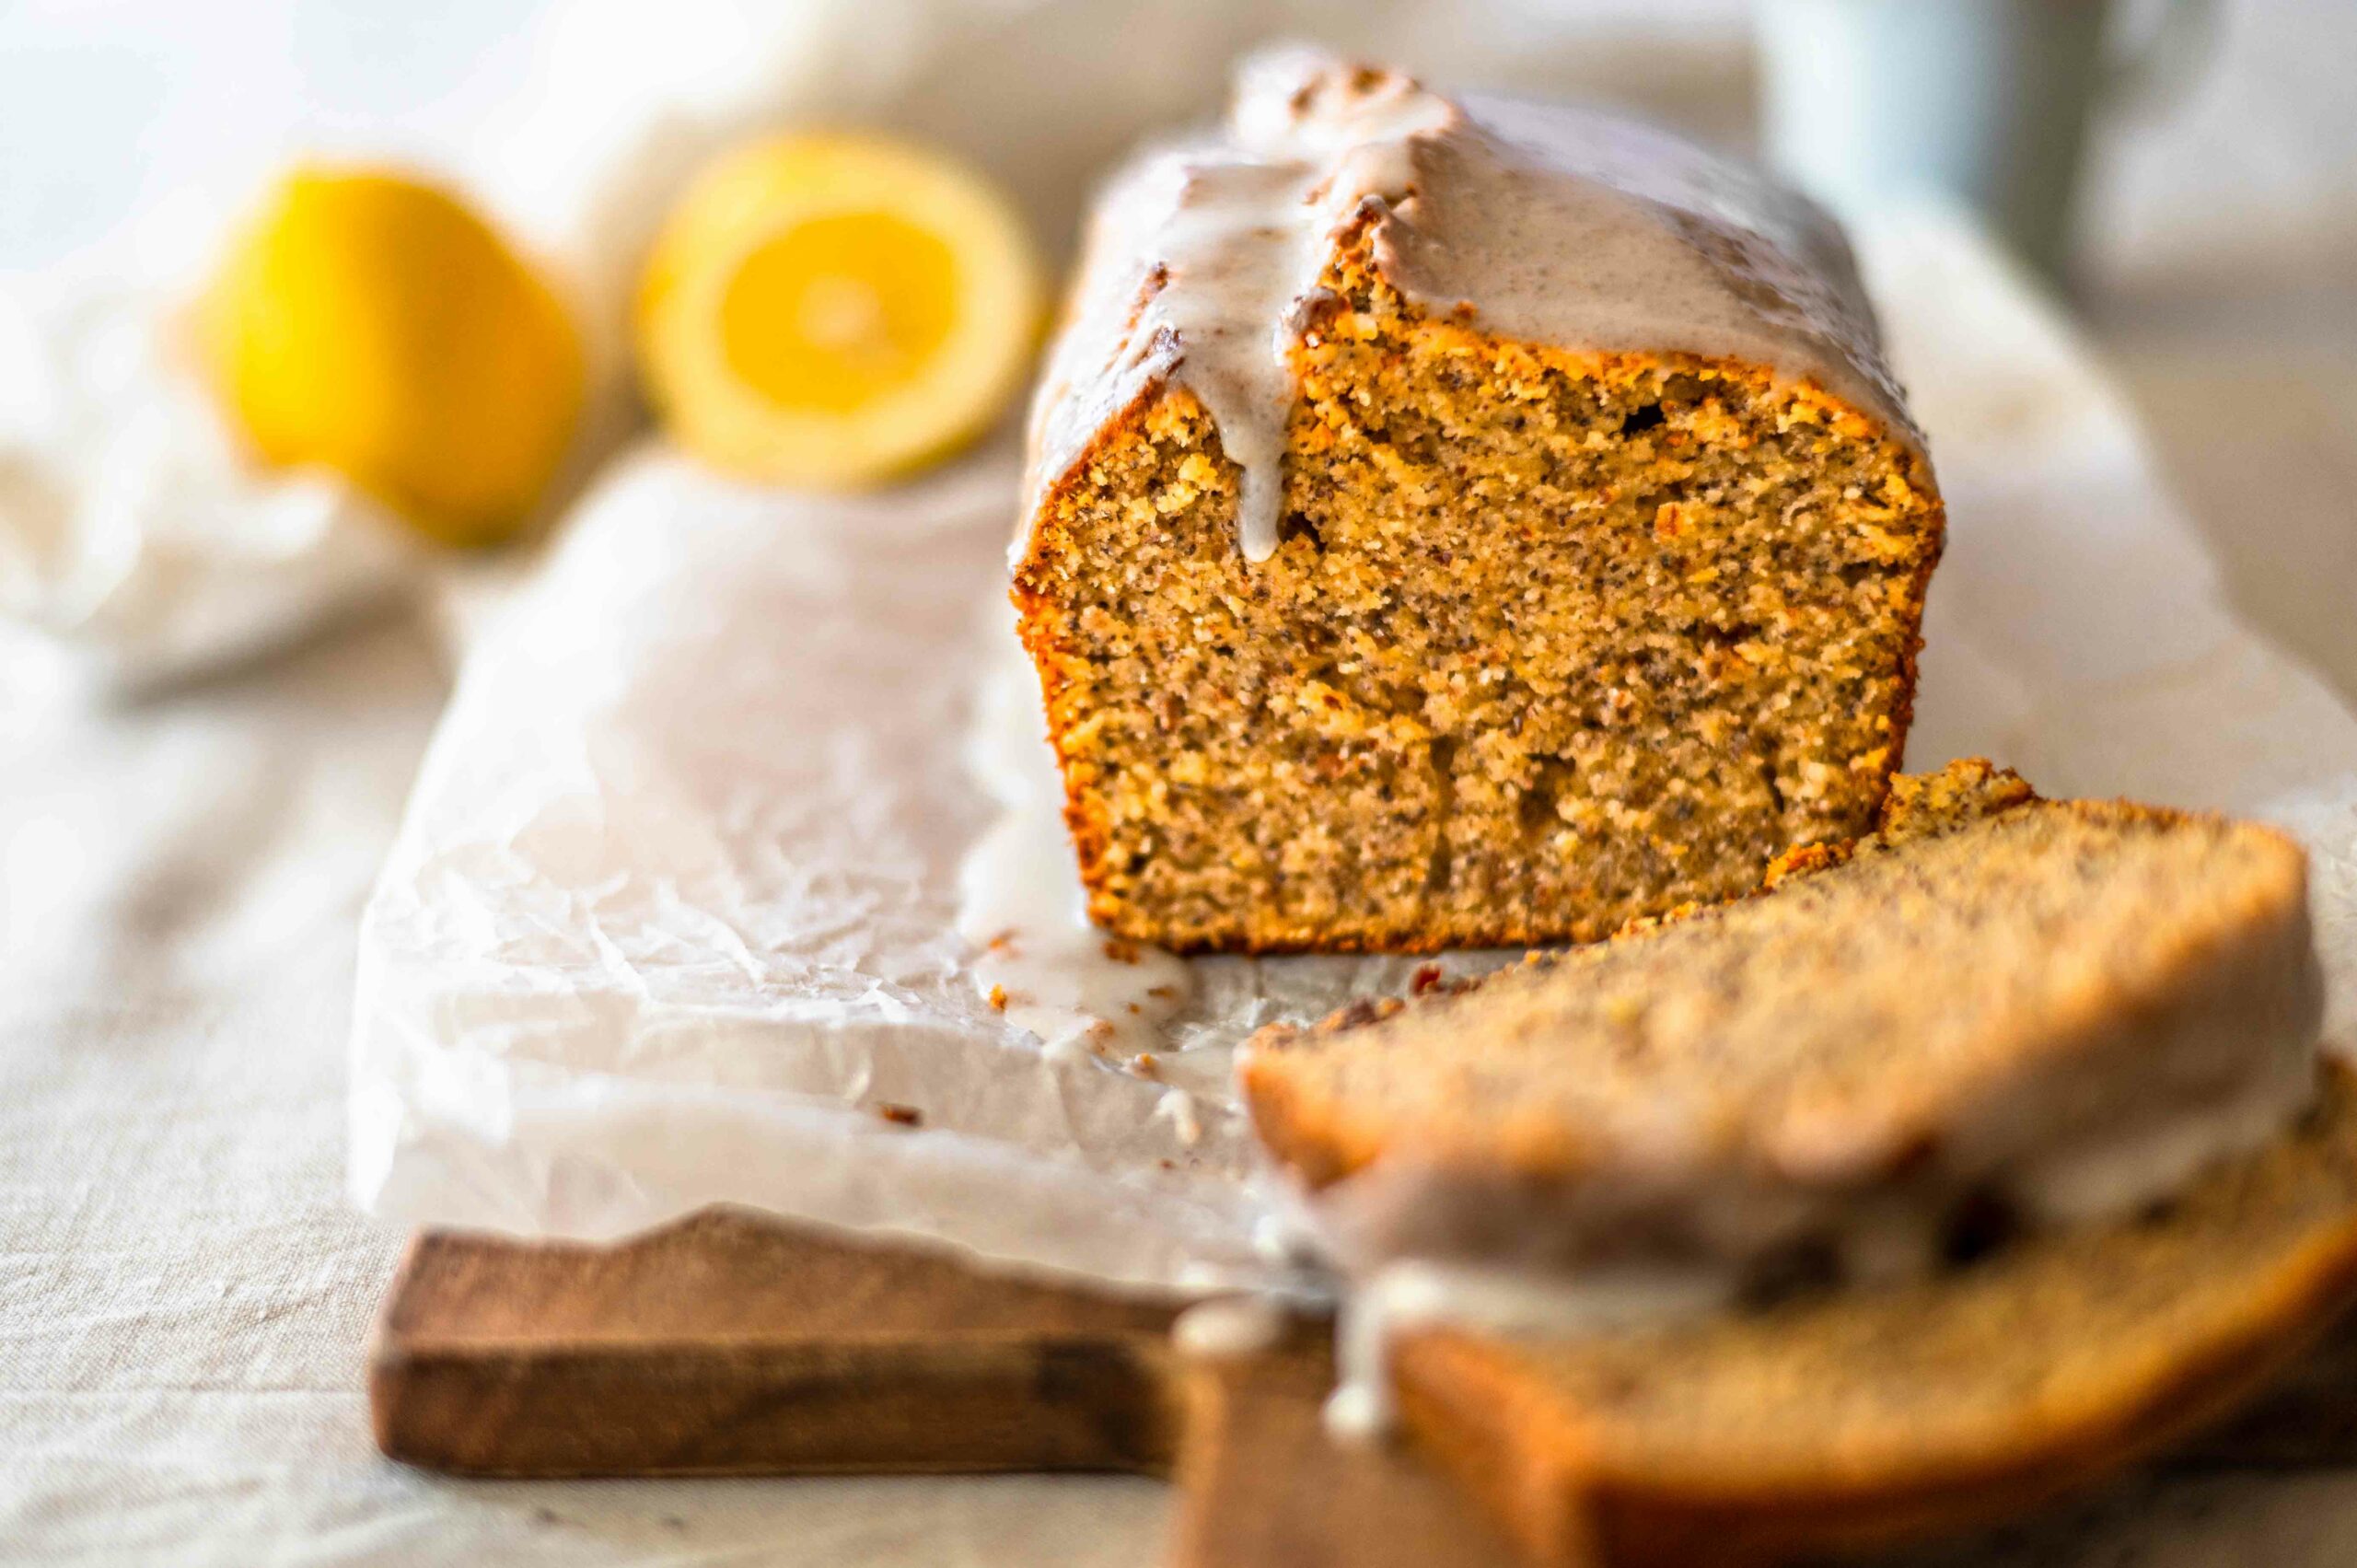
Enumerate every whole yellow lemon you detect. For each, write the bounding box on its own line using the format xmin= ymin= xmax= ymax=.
xmin=636 ymin=134 xmax=1044 ymax=487
xmin=195 ymin=168 xmax=586 ymax=548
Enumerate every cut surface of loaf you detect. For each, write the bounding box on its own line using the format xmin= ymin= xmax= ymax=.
xmin=1394 ymin=1066 xmax=2357 ymax=1567
xmin=1242 ymin=764 xmax=2323 ymax=1275
xmin=1012 ymin=52 xmax=1945 ymax=954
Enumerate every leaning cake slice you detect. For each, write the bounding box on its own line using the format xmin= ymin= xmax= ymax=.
xmin=1242 ymin=761 xmax=2324 ymax=1283
xmin=1239 ymin=761 xmax=2344 ymax=1564
xmin=1013 ymin=50 xmax=1944 ymax=953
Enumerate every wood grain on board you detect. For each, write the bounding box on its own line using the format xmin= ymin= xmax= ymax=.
xmin=371 ymin=1208 xmax=1178 ymax=1478
xmin=372 ymin=1208 xmax=1528 ymax=1566
xmin=372 ymin=1208 xmax=2357 ymax=1568
xmin=1167 ymin=1318 xmax=1528 ymax=1568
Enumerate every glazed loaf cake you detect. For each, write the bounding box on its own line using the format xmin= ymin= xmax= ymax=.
xmin=1242 ymin=761 xmax=2326 ymax=1284
xmin=1012 ymin=51 xmax=1945 ymax=954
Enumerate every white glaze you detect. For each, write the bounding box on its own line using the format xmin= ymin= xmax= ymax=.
xmin=1071 ymin=54 xmax=1446 ymax=562
xmin=1308 ymin=1051 xmax=2322 ymax=1295
xmin=1322 ymin=1258 xmax=1736 ymax=1444
xmin=2014 ymin=1034 xmax=2323 ymax=1224
xmin=1310 ymin=1040 xmax=2320 ymax=1446
xmin=1018 ymin=47 xmax=1919 ymax=568
xmin=1153 ymin=1086 xmax=1205 ymax=1149
xmin=1172 ymin=1293 xmax=1291 ymax=1360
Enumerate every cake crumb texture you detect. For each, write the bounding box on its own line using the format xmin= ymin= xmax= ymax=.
xmin=1015 ymin=226 xmax=1943 ymax=953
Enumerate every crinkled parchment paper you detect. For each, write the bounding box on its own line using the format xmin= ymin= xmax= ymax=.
xmin=350 ymin=208 xmax=2357 ymax=1295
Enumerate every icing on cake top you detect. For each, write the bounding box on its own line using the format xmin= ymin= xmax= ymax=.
xmin=1019 ymin=48 xmax=1921 ymax=565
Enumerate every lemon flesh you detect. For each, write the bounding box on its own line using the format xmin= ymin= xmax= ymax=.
xmin=637 ymin=134 xmax=1043 ymax=486
xmin=195 ymin=168 xmax=585 ymax=548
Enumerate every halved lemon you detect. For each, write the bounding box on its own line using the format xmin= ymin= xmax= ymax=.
xmin=194 ymin=167 xmax=585 ymax=548
xmin=635 ymin=133 xmax=1044 ymax=486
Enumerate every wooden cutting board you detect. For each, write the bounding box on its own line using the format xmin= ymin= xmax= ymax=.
xmin=370 ymin=1208 xmax=1524 ymax=1568
xmin=371 ymin=1208 xmax=2357 ymax=1568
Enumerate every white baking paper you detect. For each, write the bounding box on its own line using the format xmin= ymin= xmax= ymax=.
xmin=350 ymin=205 xmax=2357 ymax=1297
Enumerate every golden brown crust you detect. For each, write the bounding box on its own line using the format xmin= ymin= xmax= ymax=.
xmin=1872 ymin=755 xmax=2038 ymax=834
xmin=1388 ymin=1068 xmax=2357 ymax=1566
xmin=1872 ymin=442 xmax=1945 ymax=826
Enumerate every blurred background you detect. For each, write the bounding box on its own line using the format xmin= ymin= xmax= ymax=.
xmin=3 ymin=2 xmax=2354 ymax=1563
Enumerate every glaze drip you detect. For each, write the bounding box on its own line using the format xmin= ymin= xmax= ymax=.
xmin=1038 ymin=53 xmax=1446 ymax=562
xmin=1017 ymin=47 xmax=1922 ymax=569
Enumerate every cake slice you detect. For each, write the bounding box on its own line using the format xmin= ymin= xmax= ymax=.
xmin=1013 ymin=51 xmax=1945 ymax=954
xmin=1241 ymin=762 xmax=2324 ymax=1283
xmin=1393 ymin=1068 xmax=2357 ymax=1567
xmin=1243 ymin=764 xmax=2342 ymax=1562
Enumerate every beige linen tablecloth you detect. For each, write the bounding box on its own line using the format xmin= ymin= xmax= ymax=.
xmin=6 ymin=1 xmax=2357 ymax=1562
xmin=2 ymin=613 xmax=1178 ymax=1565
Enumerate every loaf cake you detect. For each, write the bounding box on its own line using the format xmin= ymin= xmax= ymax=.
xmin=1012 ymin=50 xmax=1945 ymax=953
xmin=1394 ymin=1066 xmax=2357 ymax=1567
xmin=1242 ymin=761 xmax=2325 ymax=1283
